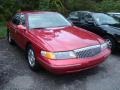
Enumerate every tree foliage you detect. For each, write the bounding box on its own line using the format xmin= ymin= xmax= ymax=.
xmin=0 ymin=0 xmax=120 ymax=20
xmin=95 ymin=0 xmax=120 ymax=12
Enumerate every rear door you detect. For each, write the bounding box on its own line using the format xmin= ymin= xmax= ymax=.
xmin=15 ymin=14 xmax=27 ymax=49
xmin=10 ymin=14 xmax=21 ymax=42
xmin=10 ymin=13 xmax=27 ymax=49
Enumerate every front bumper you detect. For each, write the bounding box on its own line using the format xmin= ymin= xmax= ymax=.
xmin=37 ymin=49 xmax=111 ymax=74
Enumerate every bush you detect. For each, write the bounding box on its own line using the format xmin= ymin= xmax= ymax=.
xmin=0 ymin=21 xmax=7 ymax=38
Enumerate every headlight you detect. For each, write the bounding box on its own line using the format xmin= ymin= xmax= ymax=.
xmin=41 ymin=51 xmax=76 ymax=60
xmin=101 ymin=42 xmax=108 ymax=50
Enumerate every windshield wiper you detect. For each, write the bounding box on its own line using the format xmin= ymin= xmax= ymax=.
xmin=32 ymin=27 xmax=46 ymax=29
xmin=55 ymin=25 xmax=71 ymax=28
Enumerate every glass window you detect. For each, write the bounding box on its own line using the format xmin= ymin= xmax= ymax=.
xmin=84 ymin=14 xmax=93 ymax=22
xmin=92 ymin=13 xmax=119 ymax=25
xmin=28 ymin=12 xmax=71 ymax=29
xmin=20 ymin=14 xmax=26 ymax=26
xmin=69 ymin=12 xmax=79 ymax=19
xmin=12 ymin=14 xmax=21 ymax=25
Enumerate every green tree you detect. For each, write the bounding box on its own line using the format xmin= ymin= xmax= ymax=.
xmin=95 ymin=0 xmax=120 ymax=12
xmin=1 ymin=0 xmax=17 ymax=20
xmin=1 ymin=0 xmax=120 ymax=21
xmin=49 ymin=0 xmax=67 ymax=14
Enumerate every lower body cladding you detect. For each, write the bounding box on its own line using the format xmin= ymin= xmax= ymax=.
xmin=37 ymin=49 xmax=111 ymax=74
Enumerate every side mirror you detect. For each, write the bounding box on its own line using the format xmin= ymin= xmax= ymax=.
xmin=17 ymin=25 xmax=27 ymax=30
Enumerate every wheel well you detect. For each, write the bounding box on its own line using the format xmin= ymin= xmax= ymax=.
xmin=25 ymin=42 xmax=32 ymax=51
xmin=104 ymin=34 xmax=116 ymax=41
xmin=7 ymin=29 xmax=9 ymax=35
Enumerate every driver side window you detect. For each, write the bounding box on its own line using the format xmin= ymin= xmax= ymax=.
xmin=69 ymin=12 xmax=79 ymax=20
xmin=84 ymin=14 xmax=94 ymax=23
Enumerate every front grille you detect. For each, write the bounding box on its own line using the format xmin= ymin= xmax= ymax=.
xmin=74 ymin=45 xmax=101 ymax=58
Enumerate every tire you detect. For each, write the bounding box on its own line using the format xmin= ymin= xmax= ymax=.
xmin=26 ymin=45 xmax=39 ymax=71
xmin=7 ymin=30 xmax=14 ymax=45
xmin=104 ymin=35 xmax=116 ymax=52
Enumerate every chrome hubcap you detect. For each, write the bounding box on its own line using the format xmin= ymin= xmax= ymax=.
xmin=28 ymin=49 xmax=35 ymax=67
xmin=106 ymin=39 xmax=112 ymax=49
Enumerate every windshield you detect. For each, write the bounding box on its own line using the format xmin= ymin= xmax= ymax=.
xmin=28 ymin=12 xmax=71 ymax=29
xmin=92 ymin=13 xmax=119 ymax=25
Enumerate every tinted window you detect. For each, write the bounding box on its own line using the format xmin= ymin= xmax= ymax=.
xmin=84 ymin=14 xmax=94 ymax=22
xmin=92 ymin=13 xmax=119 ymax=25
xmin=12 ymin=14 xmax=21 ymax=25
xmin=12 ymin=14 xmax=26 ymax=26
xmin=20 ymin=15 xmax=26 ymax=26
xmin=69 ymin=12 xmax=79 ymax=19
xmin=79 ymin=13 xmax=93 ymax=23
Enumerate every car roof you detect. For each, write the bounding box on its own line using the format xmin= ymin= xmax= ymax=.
xmin=18 ymin=11 xmax=58 ymax=14
xmin=73 ymin=11 xmax=91 ymax=14
xmin=77 ymin=11 xmax=91 ymax=13
xmin=108 ymin=12 xmax=120 ymax=15
xmin=74 ymin=11 xmax=105 ymax=14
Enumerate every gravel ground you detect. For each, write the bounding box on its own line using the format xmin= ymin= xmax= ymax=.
xmin=0 ymin=39 xmax=120 ymax=90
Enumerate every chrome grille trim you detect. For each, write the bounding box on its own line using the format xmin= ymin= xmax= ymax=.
xmin=74 ymin=45 xmax=101 ymax=58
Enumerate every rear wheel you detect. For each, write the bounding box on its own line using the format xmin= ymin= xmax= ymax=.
xmin=7 ymin=30 xmax=14 ymax=44
xmin=27 ymin=46 xmax=39 ymax=71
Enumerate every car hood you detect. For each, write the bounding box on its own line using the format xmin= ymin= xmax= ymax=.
xmin=29 ymin=26 xmax=102 ymax=52
xmin=100 ymin=24 xmax=120 ymax=34
xmin=107 ymin=24 xmax=120 ymax=29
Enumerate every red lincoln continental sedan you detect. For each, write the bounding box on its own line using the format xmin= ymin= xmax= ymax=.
xmin=7 ymin=11 xmax=111 ymax=74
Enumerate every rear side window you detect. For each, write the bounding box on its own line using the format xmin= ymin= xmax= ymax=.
xmin=20 ymin=15 xmax=26 ymax=26
xmin=12 ymin=14 xmax=26 ymax=26
xmin=12 ymin=14 xmax=21 ymax=25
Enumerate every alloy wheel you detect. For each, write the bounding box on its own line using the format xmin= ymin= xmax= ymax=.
xmin=106 ymin=39 xmax=112 ymax=49
xmin=28 ymin=49 xmax=36 ymax=67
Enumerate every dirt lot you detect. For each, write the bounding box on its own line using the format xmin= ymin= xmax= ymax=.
xmin=0 ymin=39 xmax=120 ymax=90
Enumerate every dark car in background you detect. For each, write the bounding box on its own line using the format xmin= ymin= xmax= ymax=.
xmin=68 ymin=11 xmax=120 ymax=51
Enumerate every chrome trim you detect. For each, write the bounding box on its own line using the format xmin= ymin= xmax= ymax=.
xmin=74 ymin=45 xmax=101 ymax=58
xmin=74 ymin=45 xmax=100 ymax=52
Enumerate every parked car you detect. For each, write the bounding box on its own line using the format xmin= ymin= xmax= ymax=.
xmin=108 ymin=12 xmax=120 ymax=22
xmin=68 ymin=11 xmax=120 ymax=51
xmin=7 ymin=11 xmax=111 ymax=74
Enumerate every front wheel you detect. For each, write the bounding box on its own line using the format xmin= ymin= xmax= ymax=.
xmin=104 ymin=36 xmax=116 ymax=51
xmin=27 ymin=46 xmax=39 ymax=71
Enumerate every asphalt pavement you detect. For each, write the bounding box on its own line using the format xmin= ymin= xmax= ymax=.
xmin=0 ymin=39 xmax=120 ymax=90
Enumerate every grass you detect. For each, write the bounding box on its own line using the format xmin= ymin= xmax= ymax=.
xmin=0 ymin=21 xmax=7 ymax=39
